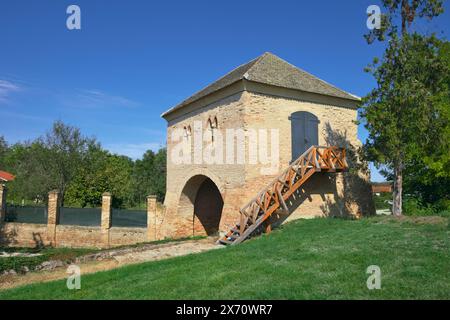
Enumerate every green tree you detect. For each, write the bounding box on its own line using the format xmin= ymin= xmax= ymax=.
xmin=64 ymin=146 xmax=134 ymax=208
xmin=105 ymin=154 xmax=134 ymax=208
xmin=2 ymin=123 xmax=167 ymax=208
xmin=0 ymin=136 xmax=8 ymax=168
xmin=400 ymin=41 xmax=450 ymax=209
xmin=132 ymin=148 xmax=166 ymax=203
xmin=4 ymin=142 xmax=51 ymax=203
xmin=152 ymin=148 xmax=167 ymax=202
xmin=365 ymin=0 xmax=444 ymax=43
xmin=42 ymin=121 xmax=98 ymax=205
xmin=361 ymin=0 xmax=447 ymax=215
xmin=6 ymin=122 xmax=98 ymax=205
xmin=64 ymin=145 xmax=109 ymax=207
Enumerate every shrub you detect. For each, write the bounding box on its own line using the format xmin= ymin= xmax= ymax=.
xmin=373 ymin=192 xmax=392 ymax=210
xmin=403 ymin=197 xmax=450 ymax=217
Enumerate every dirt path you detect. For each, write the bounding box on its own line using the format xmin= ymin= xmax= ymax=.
xmin=0 ymin=239 xmax=223 ymax=290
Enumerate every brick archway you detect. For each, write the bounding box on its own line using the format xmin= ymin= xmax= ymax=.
xmin=178 ymin=175 xmax=224 ymax=236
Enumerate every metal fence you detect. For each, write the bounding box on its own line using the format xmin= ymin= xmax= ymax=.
xmin=111 ymin=209 xmax=147 ymax=228
xmin=4 ymin=206 xmax=147 ymax=228
xmin=5 ymin=206 xmax=48 ymax=224
xmin=59 ymin=207 xmax=102 ymax=227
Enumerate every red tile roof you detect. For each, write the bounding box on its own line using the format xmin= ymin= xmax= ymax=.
xmin=371 ymin=182 xmax=392 ymax=193
xmin=0 ymin=170 xmax=15 ymax=182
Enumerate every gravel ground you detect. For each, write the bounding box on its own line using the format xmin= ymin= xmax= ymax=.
xmin=0 ymin=238 xmax=223 ymax=290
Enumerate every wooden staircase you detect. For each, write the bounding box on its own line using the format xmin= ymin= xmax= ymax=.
xmin=217 ymin=145 xmax=348 ymax=245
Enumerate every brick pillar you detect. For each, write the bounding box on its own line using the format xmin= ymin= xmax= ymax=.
xmin=147 ymin=195 xmax=157 ymax=241
xmin=47 ymin=190 xmax=60 ymax=246
xmin=101 ymin=192 xmax=112 ymax=248
xmin=0 ymin=184 xmax=6 ymax=223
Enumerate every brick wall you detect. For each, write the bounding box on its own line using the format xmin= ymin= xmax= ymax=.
xmin=0 ymin=223 xmax=49 ymax=247
xmin=0 ymin=223 xmax=150 ymax=249
xmin=0 ymin=191 xmax=164 ymax=249
xmin=162 ymin=82 xmax=375 ymax=239
xmin=109 ymin=227 xmax=147 ymax=247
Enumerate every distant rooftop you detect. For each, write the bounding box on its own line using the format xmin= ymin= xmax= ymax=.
xmin=0 ymin=170 xmax=15 ymax=182
xmin=162 ymin=52 xmax=360 ymax=118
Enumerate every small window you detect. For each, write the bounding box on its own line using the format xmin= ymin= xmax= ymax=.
xmin=207 ymin=116 xmax=218 ymax=143
xmin=183 ymin=125 xmax=192 ymax=140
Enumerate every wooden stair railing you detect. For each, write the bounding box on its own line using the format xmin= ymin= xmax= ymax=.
xmin=217 ymin=145 xmax=348 ymax=245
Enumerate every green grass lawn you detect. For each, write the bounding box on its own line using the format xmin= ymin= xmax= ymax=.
xmin=0 ymin=216 xmax=449 ymax=299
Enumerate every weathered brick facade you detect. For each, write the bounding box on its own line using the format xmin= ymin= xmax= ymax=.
xmin=101 ymin=192 xmax=112 ymax=247
xmin=146 ymin=195 xmax=157 ymax=241
xmin=47 ymin=190 xmax=60 ymax=246
xmin=161 ymin=53 xmax=375 ymax=239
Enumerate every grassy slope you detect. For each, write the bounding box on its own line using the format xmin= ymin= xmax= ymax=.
xmin=0 ymin=217 xmax=449 ymax=299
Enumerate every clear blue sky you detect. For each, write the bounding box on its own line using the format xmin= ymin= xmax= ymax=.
xmin=1 ymin=1 xmax=449 ymax=182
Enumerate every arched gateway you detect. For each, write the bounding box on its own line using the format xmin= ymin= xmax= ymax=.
xmin=178 ymin=175 xmax=224 ymax=236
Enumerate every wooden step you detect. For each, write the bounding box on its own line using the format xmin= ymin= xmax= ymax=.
xmin=275 ymin=208 xmax=289 ymax=215
xmin=229 ymin=234 xmax=239 ymax=240
xmin=218 ymin=239 xmax=233 ymax=245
